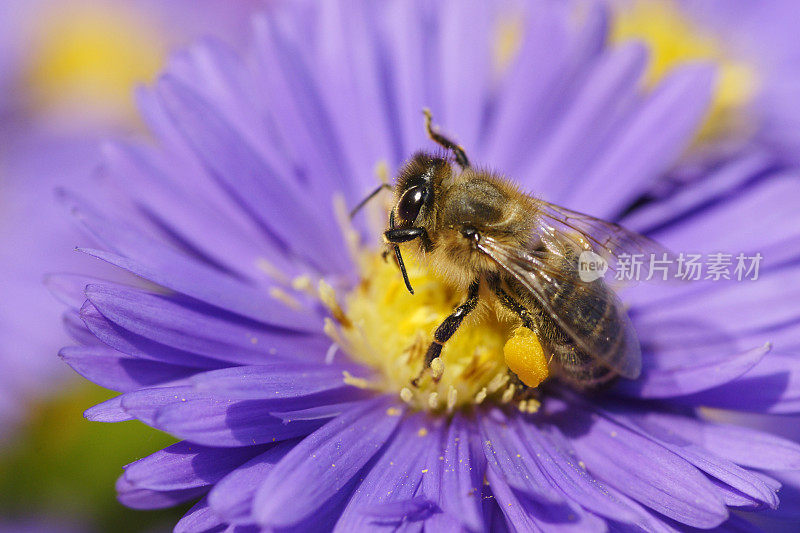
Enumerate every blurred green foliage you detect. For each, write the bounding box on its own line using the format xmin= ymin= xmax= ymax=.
xmin=0 ymin=382 xmax=189 ymax=532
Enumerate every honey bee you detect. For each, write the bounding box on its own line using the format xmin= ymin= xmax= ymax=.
xmin=352 ymin=110 xmax=667 ymax=390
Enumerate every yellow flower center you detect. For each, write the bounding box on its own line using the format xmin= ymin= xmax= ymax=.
xmin=23 ymin=3 xmax=165 ymax=124
xmin=610 ymin=0 xmax=759 ymax=143
xmin=321 ymin=249 xmax=546 ymax=414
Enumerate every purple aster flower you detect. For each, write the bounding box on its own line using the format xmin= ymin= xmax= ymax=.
xmin=53 ymin=1 xmax=800 ymax=530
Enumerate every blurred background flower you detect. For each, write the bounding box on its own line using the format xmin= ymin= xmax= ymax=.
xmin=610 ymin=0 xmax=800 ymax=164
xmin=0 ymin=0 xmax=265 ymax=529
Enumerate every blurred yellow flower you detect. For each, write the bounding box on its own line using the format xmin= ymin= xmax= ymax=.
xmin=24 ymin=1 xmax=165 ymax=125
xmin=611 ymin=0 xmax=759 ymax=142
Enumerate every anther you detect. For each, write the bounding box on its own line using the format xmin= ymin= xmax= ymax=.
xmin=430 ymin=357 xmax=444 ymax=381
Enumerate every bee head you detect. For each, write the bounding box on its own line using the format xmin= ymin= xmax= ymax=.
xmin=381 ymin=152 xmax=451 ymax=295
xmin=393 ymin=152 xmax=449 ymax=227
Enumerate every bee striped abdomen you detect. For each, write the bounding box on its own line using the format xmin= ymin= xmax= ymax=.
xmin=525 ymin=267 xmax=623 ymax=387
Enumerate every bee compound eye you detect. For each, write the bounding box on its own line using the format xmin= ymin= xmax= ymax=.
xmin=397 ymin=186 xmax=427 ymax=223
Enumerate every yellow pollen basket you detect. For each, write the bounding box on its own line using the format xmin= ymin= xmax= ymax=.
xmin=24 ymin=3 xmax=165 ymax=123
xmin=503 ymin=327 xmax=549 ymax=388
xmin=325 ymin=251 xmax=548 ymax=413
xmin=610 ymin=0 xmax=758 ymax=142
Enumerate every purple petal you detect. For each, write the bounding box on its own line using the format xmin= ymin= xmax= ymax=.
xmin=482 ymin=491 xmax=510 ymax=533
xmin=600 ymin=485 xmax=679 ymax=533
xmin=153 ymin=396 xmax=328 ymax=447
xmin=511 ymin=416 xmax=641 ymax=524
xmin=118 ymin=381 xmax=326 ymax=448
xmin=486 ymin=2 xmax=605 ymax=174
xmin=710 ymin=477 xmax=770 ymax=509
xmin=486 ymin=466 xmax=604 ymax=532
xmin=85 ymin=282 xmax=331 ymax=365
xmin=637 ymin=411 xmax=800 ymax=471
xmin=44 ymin=273 xmax=109 ymax=310
xmin=359 ymin=496 xmax=438 ymax=524
xmin=439 ymin=0 xmax=491 ymax=150
xmin=480 ymin=410 xmax=564 ymax=504
xmin=123 ymin=441 xmax=271 ymax=491
xmin=115 ymin=475 xmax=206 ymax=510
xmin=673 ymin=352 xmax=800 ymax=414
xmin=102 ymin=140 xmax=290 ymax=283
xmin=252 ymin=398 xmax=402 ymax=528
xmin=634 ymin=269 xmax=800 ymax=346
xmin=207 ymin=441 xmax=296 ymax=524
xmin=764 ymin=470 xmax=800 ymax=520
xmin=621 ymin=152 xmax=774 ymax=234
xmin=84 ymin=395 xmax=132 ymax=423
xmin=174 ymin=498 xmax=226 ymax=533
xmin=416 ymin=419 xmax=453 ymax=528
xmin=524 ymin=42 xmax=648 ymax=202
xmin=438 ymin=414 xmax=486 ymax=532
xmin=385 ymin=0 xmax=440 ymax=161
xmin=335 ymin=414 xmax=435 ymax=531
xmin=269 ymin=402 xmax=362 ymax=423
xmin=598 ymin=408 xmax=779 ymax=509
xmin=418 ymin=512 xmax=463 ymax=533
xmin=550 ymin=399 xmax=729 ymax=528
xmin=313 ymin=1 xmax=404 ymax=179
xmin=120 ymin=385 xmax=202 ymax=426
xmin=252 ymin=13 xmax=359 ymax=195
xmin=190 ymin=363 xmax=361 ymax=401
xmin=155 ymin=75 xmax=352 ymax=274
xmin=63 ymin=191 xmax=319 ymax=331
xmin=566 ymin=64 xmax=715 ymax=218
xmin=60 ymin=345 xmax=197 ymax=392
xmin=79 ymin=242 xmax=320 ymax=332
xmin=134 ymin=84 xmax=281 ymax=252
xmin=62 ymin=310 xmax=103 ymax=346
xmin=649 ymin=174 xmax=800 ymax=255
xmin=614 ymin=343 xmax=770 ymax=399
xmin=81 ymin=301 xmax=225 ymax=369
xmin=166 ymin=38 xmax=275 ymax=161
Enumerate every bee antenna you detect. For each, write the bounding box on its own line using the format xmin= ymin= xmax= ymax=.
xmin=423 ymin=108 xmax=470 ymax=169
xmin=350 ymin=183 xmax=392 ymax=219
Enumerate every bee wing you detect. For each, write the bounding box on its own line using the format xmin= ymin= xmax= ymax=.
xmin=478 ymin=234 xmax=642 ymax=379
xmin=535 ymin=201 xmax=679 ymax=284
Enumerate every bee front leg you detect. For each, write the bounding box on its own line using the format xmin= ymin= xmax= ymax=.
xmin=413 ymin=279 xmax=481 ymax=386
xmin=383 ymin=216 xmax=429 ymax=295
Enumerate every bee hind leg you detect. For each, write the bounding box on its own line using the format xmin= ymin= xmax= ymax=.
xmin=506 ymin=372 xmax=539 ymax=400
xmin=490 ymin=278 xmax=536 ymax=330
xmin=411 ymin=279 xmax=481 ymax=386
